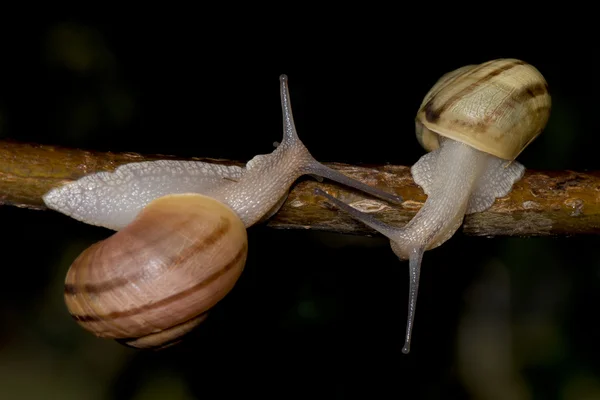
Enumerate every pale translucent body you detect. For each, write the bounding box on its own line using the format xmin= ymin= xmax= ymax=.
xmin=43 ymin=75 xmax=403 ymax=231
xmin=316 ymin=138 xmax=524 ymax=354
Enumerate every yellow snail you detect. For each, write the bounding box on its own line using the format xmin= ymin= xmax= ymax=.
xmin=43 ymin=75 xmax=403 ymax=349
xmin=316 ymin=59 xmax=551 ymax=354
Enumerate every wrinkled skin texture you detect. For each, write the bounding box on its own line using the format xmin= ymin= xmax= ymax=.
xmin=317 ymin=138 xmax=524 ymax=353
xmin=43 ymin=75 xmax=402 ymax=230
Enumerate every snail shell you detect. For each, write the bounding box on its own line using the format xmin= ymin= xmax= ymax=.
xmin=64 ymin=193 xmax=248 ymax=349
xmin=415 ymin=58 xmax=551 ymax=160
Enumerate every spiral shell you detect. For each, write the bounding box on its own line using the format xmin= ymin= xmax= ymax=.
xmin=415 ymin=58 xmax=551 ymax=160
xmin=64 ymin=193 xmax=248 ymax=349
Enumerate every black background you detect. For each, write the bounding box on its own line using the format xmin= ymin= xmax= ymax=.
xmin=0 ymin=12 xmax=598 ymax=400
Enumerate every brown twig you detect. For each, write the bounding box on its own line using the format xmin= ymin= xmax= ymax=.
xmin=0 ymin=139 xmax=598 ymax=236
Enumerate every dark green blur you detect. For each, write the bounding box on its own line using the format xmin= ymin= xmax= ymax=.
xmin=0 ymin=18 xmax=597 ymax=400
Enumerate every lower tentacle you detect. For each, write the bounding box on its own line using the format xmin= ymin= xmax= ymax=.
xmin=315 ymin=139 xmax=522 ymax=354
xmin=402 ymin=247 xmax=424 ymax=354
xmin=314 ymin=188 xmax=401 ymax=238
xmin=316 ymin=188 xmax=424 ymax=353
xmin=307 ymin=163 xmax=404 ymax=205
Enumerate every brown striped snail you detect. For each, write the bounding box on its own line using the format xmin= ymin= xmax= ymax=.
xmin=43 ymin=75 xmax=403 ymax=349
xmin=316 ymin=59 xmax=551 ymax=354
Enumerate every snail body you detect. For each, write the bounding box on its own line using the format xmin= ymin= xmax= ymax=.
xmin=44 ymin=75 xmax=402 ymax=231
xmin=45 ymin=75 xmax=403 ymax=349
xmin=316 ymin=59 xmax=551 ymax=354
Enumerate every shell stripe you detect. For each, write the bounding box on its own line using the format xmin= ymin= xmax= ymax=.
xmin=116 ymin=312 xmax=209 ymax=349
xmin=65 ymin=216 xmax=232 ymax=295
xmin=424 ymin=60 xmax=526 ymax=124
xmin=511 ymin=82 xmax=549 ymax=103
xmin=69 ymin=241 xmax=247 ymax=322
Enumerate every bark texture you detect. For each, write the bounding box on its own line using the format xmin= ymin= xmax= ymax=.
xmin=0 ymin=140 xmax=598 ymax=237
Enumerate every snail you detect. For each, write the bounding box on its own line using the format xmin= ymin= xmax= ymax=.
xmin=315 ymin=59 xmax=551 ymax=354
xmin=43 ymin=75 xmax=403 ymax=349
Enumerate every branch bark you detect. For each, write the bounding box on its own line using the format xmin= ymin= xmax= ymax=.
xmin=1 ymin=139 xmax=598 ymax=237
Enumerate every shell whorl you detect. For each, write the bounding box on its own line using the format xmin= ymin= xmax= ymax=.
xmin=415 ymin=58 xmax=551 ymax=160
xmin=64 ymin=193 xmax=248 ymax=349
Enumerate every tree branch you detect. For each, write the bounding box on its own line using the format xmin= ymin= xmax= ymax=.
xmin=1 ymin=140 xmax=598 ymax=237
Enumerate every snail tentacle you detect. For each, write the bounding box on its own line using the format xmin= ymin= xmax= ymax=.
xmin=276 ymin=75 xmax=404 ymax=205
xmin=402 ymin=246 xmax=424 ymax=354
xmin=318 ymin=138 xmax=526 ymax=353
